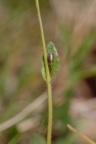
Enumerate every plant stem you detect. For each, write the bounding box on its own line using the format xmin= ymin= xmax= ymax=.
xmin=47 ymin=82 xmax=52 ymax=144
xmin=35 ymin=0 xmax=52 ymax=144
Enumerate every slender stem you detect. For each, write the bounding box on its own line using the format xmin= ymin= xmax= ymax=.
xmin=35 ymin=1 xmax=52 ymax=144
xmin=35 ymin=0 xmax=49 ymax=80
xmin=47 ymin=82 xmax=52 ymax=144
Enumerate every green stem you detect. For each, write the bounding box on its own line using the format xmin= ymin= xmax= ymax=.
xmin=35 ymin=0 xmax=52 ymax=144
xmin=47 ymin=82 xmax=52 ymax=144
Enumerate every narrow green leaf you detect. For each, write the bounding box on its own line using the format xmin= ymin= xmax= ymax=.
xmin=42 ymin=42 xmax=59 ymax=82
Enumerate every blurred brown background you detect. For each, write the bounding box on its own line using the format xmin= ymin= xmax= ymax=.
xmin=0 ymin=0 xmax=96 ymax=143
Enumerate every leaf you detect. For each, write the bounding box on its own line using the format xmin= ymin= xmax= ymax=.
xmin=42 ymin=42 xmax=59 ymax=82
xmin=30 ymin=134 xmax=46 ymax=144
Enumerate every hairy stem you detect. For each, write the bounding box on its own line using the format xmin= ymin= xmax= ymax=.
xmin=47 ymin=82 xmax=52 ymax=144
xmin=35 ymin=0 xmax=52 ymax=144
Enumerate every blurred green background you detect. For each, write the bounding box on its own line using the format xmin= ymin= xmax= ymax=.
xmin=0 ymin=0 xmax=96 ymax=143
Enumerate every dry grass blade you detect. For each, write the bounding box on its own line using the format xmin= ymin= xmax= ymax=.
xmin=0 ymin=92 xmax=47 ymax=132
xmin=67 ymin=124 xmax=96 ymax=144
